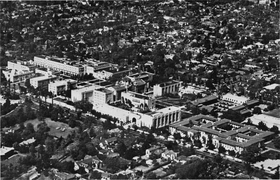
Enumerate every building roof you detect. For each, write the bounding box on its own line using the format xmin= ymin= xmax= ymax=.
xmin=19 ymin=137 xmax=36 ymax=146
xmin=230 ymin=105 xmax=246 ymax=111
xmin=263 ymin=83 xmax=280 ymax=90
xmin=158 ymin=80 xmax=182 ymax=87
xmin=30 ymin=75 xmax=56 ymax=81
xmin=192 ymin=95 xmax=218 ymax=105
xmin=245 ymin=99 xmax=259 ymax=106
xmin=96 ymin=88 xmax=113 ymax=94
xmin=0 ymin=146 xmax=14 ymax=156
xmin=223 ymin=93 xmax=249 ymax=103
xmin=150 ymin=106 xmax=181 ymax=117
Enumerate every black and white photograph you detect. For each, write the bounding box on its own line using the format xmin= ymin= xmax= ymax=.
xmin=0 ymin=0 xmax=279 ymax=179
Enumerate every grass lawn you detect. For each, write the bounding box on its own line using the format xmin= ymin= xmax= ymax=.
xmin=264 ymin=108 xmax=280 ymax=118
xmin=24 ymin=118 xmax=76 ymax=138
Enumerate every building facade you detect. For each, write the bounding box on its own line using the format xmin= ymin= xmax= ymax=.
xmin=34 ymin=56 xmax=84 ymax=75
xmin=153 ymin=80 xmax=182 ymax=97
xmin=30 ymin=75 xmax=57 ymax=89
xmin=222 ymin=93 xmax=249 ymax=105
xmin=92 ymin=88 xmax=114 ymax=105
xmin=48 ymin=79 xmax=76 ymax=95
xmin=121 ymin=91 xmax=155 ymax=111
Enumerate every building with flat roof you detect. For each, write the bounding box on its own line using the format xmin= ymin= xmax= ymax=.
xmin=170 ymin=115 xmax=274 ymax=154
xmin=263 ymin=83 xmax=280 ymax=90
xmin=92 ymin=103 xmax=181 ymax=129
xmin=249 ymin=114 xmax=280 ymax=128
xmin=34 ymin=55 xmax=84 ymax=75
xmin=71 ymin=84 xmax=102 ymax=103
xmin=0 ymin=146 xmax=15 ymax=160
xmin=153 ymin=80 xmax=182 ymax=97
xmin=30 ymin=74 xmax=57 ymax=89
xmin=92 ymin=88 xmax=114 ymax=105
xmin=147 ymin=106 xmax=182 ymax=128
xmin=121 ymin=91 xmax=155 ymax=111
xmin=7 ymin=60 xmax=36 ymax=72
xmin=222 ymin=93 xmax=249 ymax=105
xmin=48 ymin=79 xmax=76 ymax=95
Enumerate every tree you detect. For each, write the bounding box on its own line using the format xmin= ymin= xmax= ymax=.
xmin=258 ymin=121 xmax=268 ymax=131
xmin=207 ymin=135 xmax=215 ymax=150
xmin=145 ymin=172 xmax=157 ymax=179
xmin=221 ymin=110 xmax=244 ymax=123
xmin=218 ymin=146 xmax=226 ymax=154
xmin=252 ymin=107 xmax=262 ymax=114
xmin=90 ymin=170 xmax=102 ymax=180
xmin=270 ymin=125 xmax=279 ymax=134
xmin=241 ymin=145 xmax=261 ymax=163
xmin=273 ymin=137 xmax=280 ymax=149
xmin=115 ymin=141 xmax=127 ymax=156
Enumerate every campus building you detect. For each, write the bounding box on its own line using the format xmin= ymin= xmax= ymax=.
xmin=92 ymin=88 xmax=114 ymax=105
xmin=34 ymin=55 xmax=84 ymax=75
xmin=3 ymin=60 xmax=36 ymax=82
xmin=222 ymin=93 xmax=249 ymax=105
xmin=29 ymin=74 xmax=57 ymax=90
xmin=153 ymin=80 xmax=182 ymax=97
xmin=148 ymin=106 xmax=182 ymax=128
xmin=92 ymin=103 xmax=181 ymax=129
xmin=71 ymin=84 xmax=102 ymax=103
xmin=170 ymin=115 xmax=274 ymax=154
xmin=121 ymin=91 xmax=155 ymax=111
xmin=7 ymin=60 xmax=36 ymax=72
xmin=48 ymin=79 xmax=77 ymax=96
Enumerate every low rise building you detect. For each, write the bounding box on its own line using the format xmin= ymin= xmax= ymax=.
xmin=170 ymin=116 xmax=274 ymax=154
xmin=92 ymin=88 xmax=114 ymax=105
xmin=34 ymin=55 xmax=84 ymax=75
xmin=71 ymin=84 xmax=102 ymax=103
xmin=153 ymin=80 xmax=182 ymax=97
xmin=48 ymin=79 xmax=76 ymax=96
xmin=121 ymin=91 xmax=155 ymax=111
xmin=30 ymin=74 xmax=57 ymax=90
xmin=222 ymin=93 xmax=249 ymax=105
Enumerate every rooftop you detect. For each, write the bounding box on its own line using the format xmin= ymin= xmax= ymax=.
xmin=263 ymin=83 xmax=280 ymax=90
xmin=0 ymin=146 xmax=14 ymax=156
xmin=30 ymin=75 xmax=56 ymax=81
xmin=95 ymin=88 xmax=113 ymax=94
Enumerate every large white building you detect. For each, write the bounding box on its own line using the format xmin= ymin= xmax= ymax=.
xmin=148 ymin=106 xmax=182 ymax=128
xmin=34 ymin=56 xmax=84 ymax=75
xmin=30 ymin=74 xmax=57 ymax=90
xmin=153 ymin=80 xmax=182 ymax=97
xmin=222 ymin=93 xmax=249 ymax=105
xmin=71 ymin=84 xmax=102 ymax=103
xmin=121 ymin=91 xmax=155 ymax=111
xmin=7 ymin=60 xmax=36 ymax=72
xmin=92 ymin=88 xmax=114 ymax=105
xmin=48 ymin=79 xmax=76 ymax=95
xmin=92 ymin=103 xmax=181 ymax=128
xmin=3 ymin=60 xmax=36 ymax=82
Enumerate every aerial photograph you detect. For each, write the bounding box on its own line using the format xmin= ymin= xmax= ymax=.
xmin=0 ymin=0 xmax=279 ymax=179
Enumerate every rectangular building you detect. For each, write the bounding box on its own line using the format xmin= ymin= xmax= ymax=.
xmin=30 ymin=75 xmax=57 ymax=90
xmin=48 ymin=79 xmax=76 ymax=95
xmin=92 ymin=88 xmax=114 ymax=105
xmin=153 ymin=80 xmax=182 ymax=97
xmin=121 ymin=91 xmax=155 ymax=111
xmin=34 ymin=56 xmax=84 ymax=75
xmin=222 ymin=93 xmax=249 ymax=105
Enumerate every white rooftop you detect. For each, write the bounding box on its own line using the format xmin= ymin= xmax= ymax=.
xmin=264 ymin=83 xmax=280 ymax=90
xmin=30 ymin=75 xmax=56 ymax=81
xmin=223 ymin=93 xmax=249 ymax=102
xmin=0 ymin=146 xmax=14 ymax=156
xmin=152 ymin=106 xmax=181 ymax=117
xmin=19 ymin=137 xmax=36 ymax=146
xmin=249 ymin=114 xmax=280 ymax=128
xmin=254 ymin=159 xmax=280 ymax=174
